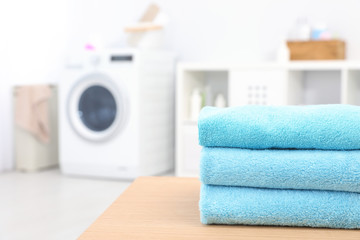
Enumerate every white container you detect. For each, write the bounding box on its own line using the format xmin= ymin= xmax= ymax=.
xmin=190 ymin=88 xmax=202 ymax=121
xmin=14 ymin=86 xmax=58 ymax=172
xmin=296 ymin=18 xmax=311 ymax=41
xmin=276 ymin=39 xmax=290 ymax=63
xmin=214 ymin=93 xmax=226 ymax=108
xmin=288 ymin=17 xmax=311 ymax=41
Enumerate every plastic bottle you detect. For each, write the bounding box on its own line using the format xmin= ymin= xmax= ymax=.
xmin=190 ymin=89 xmax=202 ymax=121
xmin=296 ymin=18 xmax=311 ymax=41
xmin=214 ymin=94 xmax=226 ymax=108
xmin=312 ymin=23 xmax=331 ymax=40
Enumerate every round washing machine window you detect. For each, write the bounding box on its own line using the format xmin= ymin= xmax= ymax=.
xmin=68 ymin=73 xmax=129 ymax=142
xmin=78 ymin=85 xmax=117 ymax=132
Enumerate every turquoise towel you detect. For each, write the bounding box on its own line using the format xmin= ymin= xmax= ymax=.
xmin=200 ymin=147 xmax=360 ymax=193
xmin=198 ymin=105 xmax=360 ymax=150
xmin=200 ymin=184 xmax=360 ymax=229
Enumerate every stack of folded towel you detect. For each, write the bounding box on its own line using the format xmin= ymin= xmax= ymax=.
xmin=198 ymin=104 xmax=360 ymax=229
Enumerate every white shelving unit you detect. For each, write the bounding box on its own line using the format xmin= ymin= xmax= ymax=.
xmin=176 ymin=60 xmax=360 ymax=177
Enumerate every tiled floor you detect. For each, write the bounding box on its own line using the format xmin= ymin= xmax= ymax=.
xmin=0 ymin=169 xmax=132 ymax=240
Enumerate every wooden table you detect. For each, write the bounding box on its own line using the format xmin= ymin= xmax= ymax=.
xmin=79 ymin=177 xmax=360 ymax=239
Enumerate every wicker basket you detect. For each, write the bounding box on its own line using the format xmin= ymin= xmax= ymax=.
xmin=287 ymin=40 xmax=346 ymax=60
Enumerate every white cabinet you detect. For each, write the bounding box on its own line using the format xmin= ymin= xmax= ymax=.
xmin=178 ymin=124 xmax=202 ymax=176
xmin=343 ymin=70 xmax=360 ymax=105
xmin=229 ymin=69 xmax=287 ymax=106
xmin=176 ymin=61 xmax=360 ymax=177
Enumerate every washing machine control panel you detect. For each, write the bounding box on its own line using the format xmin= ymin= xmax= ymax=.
xmin=110 ymin=55 xmax=133 ymax=62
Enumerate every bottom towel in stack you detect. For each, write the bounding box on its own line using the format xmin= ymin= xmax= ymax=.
xmin=200 ymin=185 xmax=360 ymax=229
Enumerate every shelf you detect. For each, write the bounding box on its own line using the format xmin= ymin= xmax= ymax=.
xmin=178 ymin=60 xmax=360 ymax=72
xmin=180 ymin=70 xmax=228 ymax=121
xmin=288 ymin=70 xmax=341 ymax=105
xmin=345 ymin=70 xmax=360 ymax=105
xmin=176 ymin=61 xmax=360 ymax=177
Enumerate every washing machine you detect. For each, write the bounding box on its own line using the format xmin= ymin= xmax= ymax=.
xmin=59 ymin=49 xmax=175 ymax=179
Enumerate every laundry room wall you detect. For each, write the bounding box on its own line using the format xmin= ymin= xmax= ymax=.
xmin=67 ymin=0 xmax=360 ymax=61
xmin=1 ymin=0 xmax=360 ymax=171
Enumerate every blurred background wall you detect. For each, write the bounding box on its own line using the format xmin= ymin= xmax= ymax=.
xmin=67 ymin=0 xmax=360 ymax=61
xmin=0 ymin=0 xmax=359 ymax=170
xmin=1 ymin=0 xmax=360 ymax=84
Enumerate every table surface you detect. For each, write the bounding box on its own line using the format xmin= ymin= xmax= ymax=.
xmin=79 ymin=177 xmax=360 ymax=240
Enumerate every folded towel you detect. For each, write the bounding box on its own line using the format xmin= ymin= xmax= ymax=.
xmin=198 ymin=105 xmax=360 ymax=150
xmin=200 ymin=147 xmax=360 ymax=193
xmin=200 ymin=184 xmax=360 ymax=229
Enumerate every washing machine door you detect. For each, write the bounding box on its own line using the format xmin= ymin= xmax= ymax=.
xmin=68 ymin=73 xmax=128 ymax=141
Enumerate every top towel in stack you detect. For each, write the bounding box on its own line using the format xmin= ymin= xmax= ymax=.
xmin=198 ymin=104 xmax=360 ymax=150
xmin=198 ymin=104 xmax=360 ymax=229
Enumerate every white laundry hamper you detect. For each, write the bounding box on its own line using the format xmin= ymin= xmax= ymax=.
xmin=14 ymin=85 xmax=58 ymax=172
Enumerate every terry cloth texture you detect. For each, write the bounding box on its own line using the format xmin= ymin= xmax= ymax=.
xmin=198 ymin=105 xmax=360 ymax=150
xmin=200 ymin=184 xmax=360 ymax=229
xmin=200 ymin=147 xmax=360 ymax=193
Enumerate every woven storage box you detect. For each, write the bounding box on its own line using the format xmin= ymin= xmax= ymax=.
xmin=287 ymin=40 xmax=346 ymax=60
